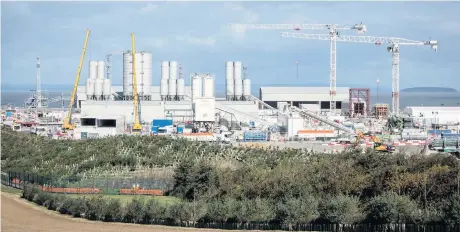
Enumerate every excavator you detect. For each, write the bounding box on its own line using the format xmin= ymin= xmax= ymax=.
xmin=62 ymin=29 xmax=91 ymax=131
xmin=353 ymin=132 xmax=395 ymax=153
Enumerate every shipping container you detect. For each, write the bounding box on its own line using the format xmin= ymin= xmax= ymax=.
xmin=427 ymin=129 xmax=451 ymax=135
xmin=81 ymin=132 xmax=88 ymax=139
xmin=243 ymin=131 xmax=267 ymax=141
xmin=152 ymin=119 xmax=173 ymax=128
xmin=441 ymin=133 xmax=460 ymax=138
xmin=177 ymin=126 xmax=184 ymax=134
xmin=151 ymin=126 xmax=159 ymax=135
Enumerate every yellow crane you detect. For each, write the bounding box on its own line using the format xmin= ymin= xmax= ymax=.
xmin=62 ymin=29 xmax=91 ymax=131
xmin=131 ymin=33 xmax=142 ymax=131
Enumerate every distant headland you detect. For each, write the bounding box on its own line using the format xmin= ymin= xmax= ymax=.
xmin=401 ymin=87 xmax=458 ymax=93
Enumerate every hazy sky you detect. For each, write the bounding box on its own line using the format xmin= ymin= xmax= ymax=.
xmin=2 ymin=1 xmax=460 ymax=91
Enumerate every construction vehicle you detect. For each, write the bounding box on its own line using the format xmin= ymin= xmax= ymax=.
xmin=62 ymin=29 xmax=91 ymax=131
xmin=131 ymin=33 xmax=142 ymax=132
xmin=353 ymin=132 xmax=395 ymax=153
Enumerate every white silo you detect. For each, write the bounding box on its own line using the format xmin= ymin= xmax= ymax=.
xmin=86 ymin=79 xmax=95 ymax=98
xmin=160 ymin=79 xmax=168 ymax=100
xmin=176 ymin=78 xmax=185 ymax=100
xmin=123 ymin=52 xmax=133 ymax=96
xmin=89 ymin=61 xmax=98 ymax=79
xmin=161 ymin=61 xmax=170 ymax=80
xmin=243 ymin=79 xmax=251 ymax=100
xmin=192 ymin=75 xmax=202 ymax=100
xmin=94 ymin=79 xmax=104 ymax=99
xmin=133 ymin=53 xmax=144 ymax=95
xmin=225 ymin=61 xmax=234 ymax=100
xmin=141 ymin=52 xmax=153 ymax=96
xmin=233 ymin=61 xmax=243 ymax=100
xmin=203 ymin=75 xmax=215 ymax=98
xmin=103 ymin=79 xmax=112 ymax=99
xmin=169 ymin=61 xmax=178 ymax=99
xmin=97 ymin=61 xmax=105 ymax=79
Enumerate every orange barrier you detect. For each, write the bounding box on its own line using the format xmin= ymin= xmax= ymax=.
xmin=119 ymin=188 xmax=163 ymax=196
xmin=297 ymin=130 xmax=334 ymax=134
xmin=40 ymin=186 xmax=101 ymax=194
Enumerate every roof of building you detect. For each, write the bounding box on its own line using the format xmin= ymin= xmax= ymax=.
xmin=260 ymin=86 xmax=349 ymax=94
xmin=404 ymin=106 xmax=460 ymax=112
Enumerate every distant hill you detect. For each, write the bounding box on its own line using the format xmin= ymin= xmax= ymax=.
xmin=401 ymin=87 xmax=458 ymax=93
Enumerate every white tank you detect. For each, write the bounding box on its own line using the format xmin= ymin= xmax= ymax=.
xmin=160 ymin=79 xmax=168 ymax=99
xmin=225 ymin=61 xmax=234 ymax=99
xmin=234 ymin=78 xmax=243 ymax=98
xmin=168 ymin=79 xmax=177 ymax=98
xmin=133 ymin=53 xmax=144 ymax=95
xmin=243 ymin=78 xmax=251 ymax=98
xmin=169 ymin=61 xmax=178 ymax=80
xmin=97 ymin=61 xmax=105 ymax=79
xmin=123 ymin=52 xmax=133 ymax=96
xmin=142 ymin=52 xmax=153 ymax=95
xmin=203 ymin=75 xmax=215 ymax=98
xmin=233 ymin=61 xmax=242 ymax=80
xmin=192 ymin=75 xmax=202 ymax=99
xmin=86 ymin=79 xmax=95 ymax=96
xmin=226 ymin=79 xmax=234 ymax=100
xmin=161 ymin=61 xmax=169 ymax=80
xmin=103 ymin=79 xmax=111 ymax=98
xmin=94 ymin=79 xmax=104 ymax=97
xmin=176 ymin=78 xmax=185 ymax=99
xmin=89 ymin=61 xmax=98 ymax=79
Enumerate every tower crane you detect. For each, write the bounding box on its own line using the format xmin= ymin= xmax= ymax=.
xmin=281 ymin=32 xmax=438 ymax=115
xmin=62 ymin=29 xmax=91 ymax=131
xmin=35 ymin=56 xmax=42 ymax=121
xmin=131 ymin=33 xmax=142 ymax=131
xmin=229 ymin=23 xmax=367 ymax=115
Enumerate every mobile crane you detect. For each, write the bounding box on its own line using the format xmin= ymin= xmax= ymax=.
xmin=131 ymin=33 xmax=142 ymax=132
xmin=62 ymin=29 xmax=90 ymax=131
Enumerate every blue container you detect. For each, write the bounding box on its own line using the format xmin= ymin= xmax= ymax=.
xmin=152 ymin=119 xmax=173 ymax=128
xmin=6 ymin=111 xmax=13 ymax=117
xmin=151 ymin=126 xmax=159 ymax=134
xmin=177 ymin=126 xmax=184 ymax=134
xmin=442 ymin=133 xmax=460 ymax=138
xmin=243 ymin=131 xmax=267 ymax=141
xmin=428 ymin=129 xmax=452 ymax=135
xmin=249 ymin=121 xmax=255 ymax=128
xmin=81 ymin=132 xmax=88 ymax=139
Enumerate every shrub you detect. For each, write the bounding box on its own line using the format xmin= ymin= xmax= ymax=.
xmin=443 ymin=194 xmax=460 ymax=225
xmin=57 ymin=197 xmax=74 ymax=215
xmin=69 ymin=197 xmax=87 ymax=218
xmin=43 ymin=194 xmax=59 ymax=210
xmin=124 ymin=198 xmax=144 ymax=223
xmin=319 ymin=195 xmax=364 ymax=224
xmin=84 ymin=196 xmax=105 ymax=221
xmin=22 ymin=183 xmax=40 ymax=201
xmin=366 ymin=192 xmax=421 ymax=224
xmin=276 ymin=195 xmax=318 ymax=225
xmin=32 ymin=191 xmax=51 ymax=206
xmin=103 ymin=198 xmax=123 ymax=222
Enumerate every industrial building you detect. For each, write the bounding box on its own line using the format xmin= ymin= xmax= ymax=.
xmin=402 ymin=106 xmax=460 ymax=125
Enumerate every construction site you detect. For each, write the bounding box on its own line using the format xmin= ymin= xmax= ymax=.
xmin=1 ymin=23 xmax=459 ymax=155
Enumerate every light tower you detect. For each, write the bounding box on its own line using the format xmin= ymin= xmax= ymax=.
xmin=36 ymin=56 xmax=41 ymax=120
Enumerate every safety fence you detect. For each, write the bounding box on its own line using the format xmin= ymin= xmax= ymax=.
xmin=1 ymin=171 xmax=170 ymax=196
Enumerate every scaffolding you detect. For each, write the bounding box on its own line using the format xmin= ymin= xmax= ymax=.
xmin=374 ymin=103 xmax=389 ymax=119
xmin=349 ymin=88 xmax=370 ymax=118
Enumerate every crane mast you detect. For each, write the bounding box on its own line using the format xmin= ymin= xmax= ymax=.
xmin=229 ymin=23 xmax=366 ymax=115
xmin=36 ymin=56 xmax=41 ymax=119
xmin=131 ymin=33 xmax=142 ymax=131
xmin=281 ymin=32 xmax=438 ymax=115
xmin=62 ymin=29 xmax=90 ymax=130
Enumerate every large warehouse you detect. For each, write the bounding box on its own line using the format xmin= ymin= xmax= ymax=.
xmin=259 ymin=86 xmax=350 ymax=113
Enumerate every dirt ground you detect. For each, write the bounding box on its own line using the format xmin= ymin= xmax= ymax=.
xmin=1 ymin=193 xmax=268 ymax=232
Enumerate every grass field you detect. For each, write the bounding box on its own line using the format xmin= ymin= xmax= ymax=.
xmin=0 ymin=185 xmax=22 ymax=196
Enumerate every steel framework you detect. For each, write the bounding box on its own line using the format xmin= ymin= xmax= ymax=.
xmin=349 ymin=88 xmax=370 ymax=117
xmin=281 ymin=32 xmax=438 ymax=115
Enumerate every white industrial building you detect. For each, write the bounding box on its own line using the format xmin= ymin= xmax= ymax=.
xmin=259 ymin=86 xmax=350 ymax=114
xmin=403 ymin=106 xmax=460 ymax=125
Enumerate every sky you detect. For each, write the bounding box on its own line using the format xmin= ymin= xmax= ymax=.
xmin=2 ymin=1 xmax=460 ymax=92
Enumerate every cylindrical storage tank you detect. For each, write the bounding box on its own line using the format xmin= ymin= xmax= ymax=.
xmin=97 ymin=61 xmax=105 ymax=79
xmin=94 ymin=79 xmax=104 ymax=98
xmin=234 ymin=79 xmax=243 ymax=99
xmin=142 ymin=52 xmax=153 ymax=96
xmin=203 ymin=75 xmax=215 ymax=98
xmin=160 ymin=79 xmax=168 ymax=100
xmin=233 ymin=61 xmax=243 ymax=99
xmin=243 ymin=78 xmax=251 ymax=98
xmin=226 ymin=61 xmax=234 ymax=99
xmin=134 ymin=53 xmax=144 ymax=95
xmin=161 ymin=61 xmax=169 ymax=80
xmin=86 ymin=79 xmax=95 ymax=96
xmin=168 ymin=79 xmax=177 ymax=99
xmin=176 ymin=78 xmax=185 ymax=100
xmin=123 ymin=52 xmax=133 ymax=96
xmin=169 ymin=61 xmax=178 ymax=80
xmin=89 ymin=61 xmax=98 ymax=79
xmin=192 ymin=75 xmax=202 ymax=99
xmin=103 ymin=79 xmax=111 ymax=98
